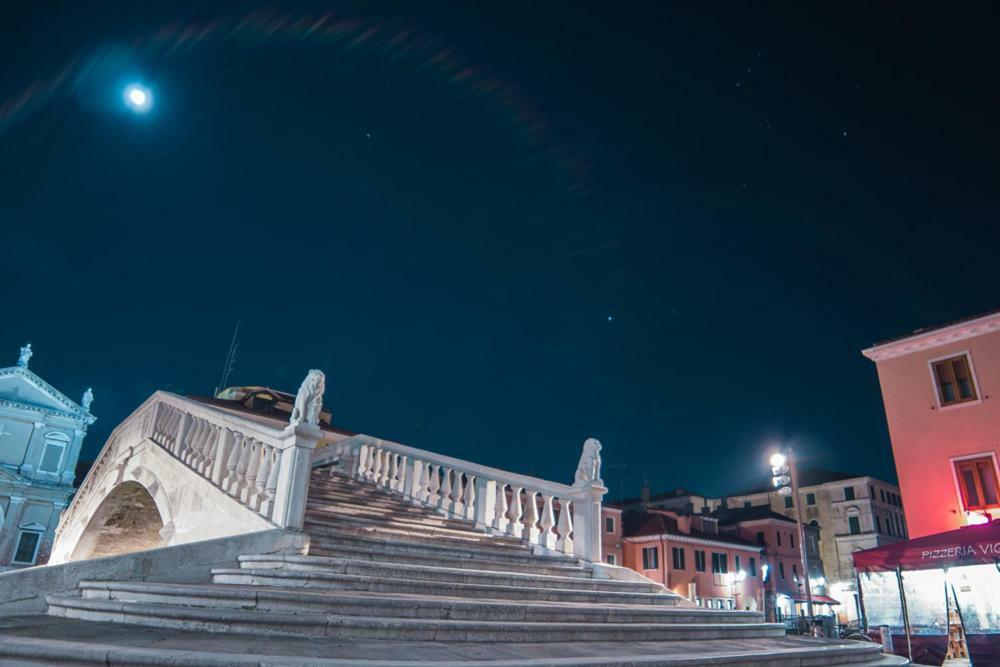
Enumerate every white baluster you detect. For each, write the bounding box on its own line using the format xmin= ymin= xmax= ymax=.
xmin=557 ymin=498 xmax=574 ymax=555
xmin=449 ymin=471 xmax=464 ymax=516
xmin=241 ymin=440 xmax=261 ymax=504
xmin=540 ymin=494 xmax=557 ymax=549
xmin=388 ymin=454 xmax=400 ymax=492
xmin=250 ymin=445 xmax=272 ymax=511
xmin=230 ymin=436 xmax=251 ymax=498
xmin=410 ymin=459 xmax=426 ymax=501
xmin=524 ymin=490 xmax=540 ymax=543
xmin=222 ymin=433 xmax=242 ymax=492
xmin=260 ymin=447 xmax=281 ymax=518
xmin=493 ymin=483 xmax=509 ymax=532
xmin=438 ymin=468 xmax=453 ymax=511
xmin=507 ymin=486 xmax=523 ymax=538
xmin=463 ymin=475 xmax=477 ymax=521
xmin=427 ymin=465 xmax=441 ymax=505
xmin=211 ymin=428 xmax=232 ymax=486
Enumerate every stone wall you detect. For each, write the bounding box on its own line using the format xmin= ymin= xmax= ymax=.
xmin=0 ymin=528 xmax=308 ymax=615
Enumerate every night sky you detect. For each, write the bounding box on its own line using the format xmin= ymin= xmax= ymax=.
xmin=2 ymin=2 xmax=998 ymax=499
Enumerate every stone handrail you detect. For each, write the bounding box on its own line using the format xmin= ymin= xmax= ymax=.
xmin=57 ymin=391 xmax=322 ymax=545
xmin=314 ymin=434 xmax=606 ymax=562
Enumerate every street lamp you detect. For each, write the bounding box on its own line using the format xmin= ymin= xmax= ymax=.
xmin=770 ymin=447 xmax=816 ymax=631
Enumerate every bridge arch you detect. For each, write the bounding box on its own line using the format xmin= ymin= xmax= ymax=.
xmin=70 ymin=480 xmax=168 ymax=561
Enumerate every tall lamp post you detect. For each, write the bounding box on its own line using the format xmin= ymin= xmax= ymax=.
xmin=770 ymin=449 xmax=815 ymax=630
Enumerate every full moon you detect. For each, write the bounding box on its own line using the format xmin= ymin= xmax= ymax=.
xmin=124 ymin=84 xmax=153 ymax=113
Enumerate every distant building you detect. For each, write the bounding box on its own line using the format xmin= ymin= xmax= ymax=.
xmin=711 ymin=505 xmax=830 ymax=622
xmin=724 ymin=469 xmax=905 ymax=623
xmin=620 ymin=508 xmax=765 ymax=611
xmin=863 ymin=309 xmax=1000 ymax=538
xmin=601 ymin=505 xmax=623 ymax=566
xmin=0 ymin=345 xmax=94 ymax=570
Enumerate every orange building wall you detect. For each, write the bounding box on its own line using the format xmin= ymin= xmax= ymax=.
xmin=870 ymin=329 xmax=1000 ymax=537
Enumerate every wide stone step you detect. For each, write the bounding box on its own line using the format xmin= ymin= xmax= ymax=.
xmin=47 ymin=594 xmax=782 ymax=642
xmin=305 ymin=505 xmax=475 ymax=531
xmin=306 ymin=494 xmax=441 ymax=515
xmin=235 ymin=554 xmax=664 ymax=594
xmin=213 ymin=567 xmax=678 ymax=605
xmin=304 ymin=527 xmax=557 ymax=563
xmin=306 ymin=542 xmax=590 ymax=576
xmin=76 ymin=580 xmax=755 ymax=624
xmin=303 ymin=518 xmax=530 ymax=550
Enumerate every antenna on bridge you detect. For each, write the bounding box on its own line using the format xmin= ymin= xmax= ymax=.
xmin=214 ymin=320 xmax=241 ymax=398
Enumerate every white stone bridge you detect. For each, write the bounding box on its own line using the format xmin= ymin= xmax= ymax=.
xmin=0 ymin=373 xmax=905 ymax=666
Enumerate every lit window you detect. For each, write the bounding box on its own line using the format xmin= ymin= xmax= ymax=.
xmin=642 ymin=546 xmax=659 ymax=570
xmin=13 ymin=530 xmax=42 ymax=564
xmin=605 ymin=516 xmax=615 ymax=533
xmin=932 ymin=354 xmax=978 ymax=406
xmin=954 ymin=456 xmax=1000 ymax=511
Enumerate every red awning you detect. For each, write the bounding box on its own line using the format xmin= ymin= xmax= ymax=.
xmin=787 ymin=594 xmax=840 ymax=605
xmin=853 ymin=519 xmax=1000 ymax=572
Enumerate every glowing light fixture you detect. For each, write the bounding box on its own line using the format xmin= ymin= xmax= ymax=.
xmin=124 ymin=84 xmax=153 ymax=113
xmin=769 ymin=452 xmax=787 ymax=469
xmin=965 ymin=510 xmax=989 ymax=526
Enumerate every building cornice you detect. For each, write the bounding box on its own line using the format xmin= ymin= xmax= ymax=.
xmin=862 ymin=311 xmax=1000 ymax=362
xmin=0 ymin=367 xmax=95 ymax=425
xmin=625 ymin=532 xmax=763 ymax=553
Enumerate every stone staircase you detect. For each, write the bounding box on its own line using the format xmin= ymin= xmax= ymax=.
xmin=5 ymin=467 xmax=905 ymax=665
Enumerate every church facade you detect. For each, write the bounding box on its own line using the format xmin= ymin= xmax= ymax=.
xmin=0 ymin=344 xmax=94 ymax=570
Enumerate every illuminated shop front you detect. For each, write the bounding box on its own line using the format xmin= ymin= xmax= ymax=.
xmin=853 ymin=520 xmax=1000 ymax=667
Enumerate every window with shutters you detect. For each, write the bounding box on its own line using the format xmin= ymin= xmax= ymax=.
xmin=954 ymin=456 xmax=1000 ymax=511
xmin=641 ymin=546 xmax=659 ymax=570
xmin=931 ymin=354 xmax=979 ymax=407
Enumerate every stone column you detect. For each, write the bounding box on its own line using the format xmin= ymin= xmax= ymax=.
xmin=570 ymin=480 xmax=607 ymax=563
xmin=271 ymin=425 xmax=323 ymax=530
xmin=60 ymin=429 xmax=86 ymax=486
xmin=18 ymin=422 xmax=47 ymax=478
xmin=0 ymin=496 xmax=27 ymax=565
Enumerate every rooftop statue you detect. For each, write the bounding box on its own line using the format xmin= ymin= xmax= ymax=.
xmin=17 ymin=342 xmax=32 ymax=368
xmin=575 ymin=437 xmax=603 ymax=485
xmin=290 ymin=369 xmax=325 ymax=428
xmin=82 ymin=388 xmax=94 ymax=411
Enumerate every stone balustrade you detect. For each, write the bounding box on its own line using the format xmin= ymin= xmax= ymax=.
xmin=314 ymin=435 xmax=607 ymax=562
xmin=57 ymin=392 xmax=322 ymax=549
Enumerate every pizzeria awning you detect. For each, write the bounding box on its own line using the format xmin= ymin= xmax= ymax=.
xmin=853 ymin=519 xmax=1000 ymax=572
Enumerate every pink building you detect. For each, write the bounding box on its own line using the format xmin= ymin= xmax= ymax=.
xmin=864 ymin=309 xmax=1000 ymax=537
xmin=601 ymin=506 xmax=623 ymax=566
xmin=620 ymin=509 xmax=765 ymax=610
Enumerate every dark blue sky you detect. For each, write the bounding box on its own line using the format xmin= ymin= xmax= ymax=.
xmin=2 ymin=2 xmax=998 ymax=498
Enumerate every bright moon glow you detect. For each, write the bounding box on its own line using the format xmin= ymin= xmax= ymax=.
xmin=124 ymin=84 xmax=153 ymax=112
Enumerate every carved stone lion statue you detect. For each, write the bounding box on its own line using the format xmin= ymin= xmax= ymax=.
xmin=575 ymin=437 xmax=603 ymax=484
xmin=290 ymin=369 xmax=325 ymax=427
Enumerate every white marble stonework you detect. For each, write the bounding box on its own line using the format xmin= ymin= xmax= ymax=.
xmin=0 ymin=345 xmax=95 ymax=571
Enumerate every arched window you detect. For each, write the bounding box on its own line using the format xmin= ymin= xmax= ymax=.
xmin=39 ymin=431 xmax=70 ymax=473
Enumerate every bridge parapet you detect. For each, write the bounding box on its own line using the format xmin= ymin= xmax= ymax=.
xmin=313 ymin=434 xmax=607 ymax=563
xmin=51 ymin=390 xmax=321 ymax=564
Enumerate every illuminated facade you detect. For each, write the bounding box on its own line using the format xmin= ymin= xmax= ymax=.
xmin=864 ymin=309 xmax=1000 ymax=537
xmin=619 ymin=508 xmax=766 ymax=611
xmin=0 ymin=345 xmax=94 ymax=570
